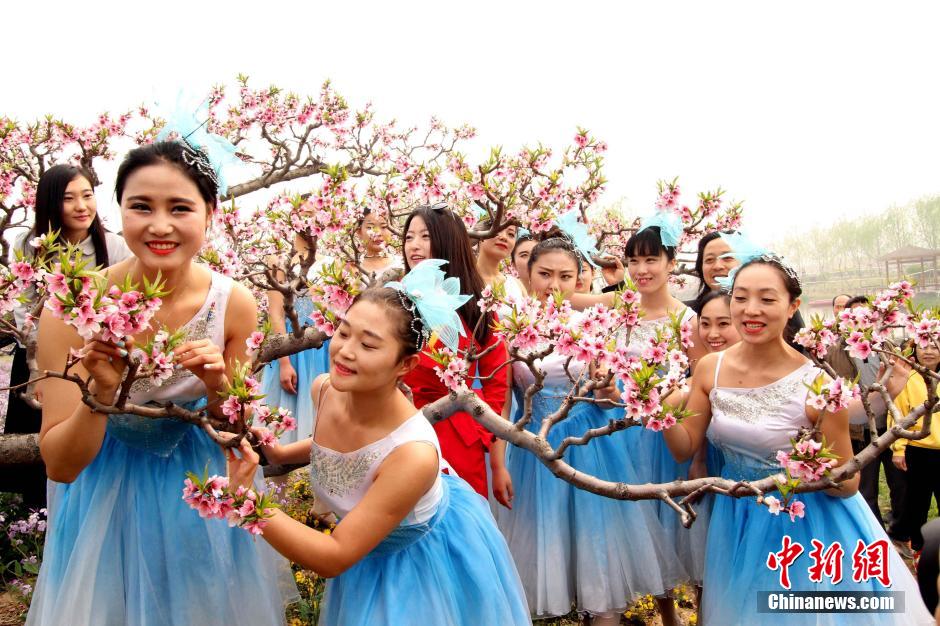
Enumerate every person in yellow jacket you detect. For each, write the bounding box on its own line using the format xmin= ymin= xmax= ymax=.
xmin=891 ymin=341 xmax=940 ymax=561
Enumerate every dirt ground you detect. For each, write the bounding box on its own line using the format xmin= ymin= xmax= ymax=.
xmin=0 ymin=592 xmax=26 ymax=626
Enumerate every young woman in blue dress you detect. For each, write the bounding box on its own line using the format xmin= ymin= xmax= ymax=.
xmin=660 ymin=256 xmax=932 ymax=624
xmin=227 ymin=266 xmax=530 ymax=626
xmin=27 ymin=141 xmax=292 ymax=625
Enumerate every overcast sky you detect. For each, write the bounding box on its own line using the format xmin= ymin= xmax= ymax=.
xmin=6 ymin=1 xmax=939 ymax=247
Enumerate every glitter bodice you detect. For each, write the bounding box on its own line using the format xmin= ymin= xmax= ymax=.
xmin=309 ymin=407 xmax=445 ymax=525
xmin=706 ymin=352 xmax=819 ymax=477
xmin=106 ymin=271 xmax=233 ymax=455
xmin=623 ymin=307 xmax=696 ymax=358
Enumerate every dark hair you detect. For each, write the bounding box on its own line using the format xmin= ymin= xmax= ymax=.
xmin=351 ymin=287 xmax=424 ymax=360
xmin=698 ymin=289 xmax=731 ymax=315
xmin=694 ymin=230 xmax=738 ymax=297
xmin=832 ymin=293 xmax=852 ymax=307
xmin=845 ymin=295 xmax=868 ymax=309
xmin=30 ymin=164 xmax=110 ymax=267
xmin=357 ymin=207 xmax=388 ymax=229
xmin=732 ymin=258 xmax=803 ymax=345
xmin=732 ymin=257 xmax=802 ymax=302
xmin=115 ymin=141 xmax=218 ymax=207
xmin=527 ymin=231 xmax=582 ymax=275
xmin=402 ymin=205 xmax=492 ymax=344
xmin=511 ymin=233 xmax=535 ymax=262
xmin=624 ymin=226 xmax=676 ymax=261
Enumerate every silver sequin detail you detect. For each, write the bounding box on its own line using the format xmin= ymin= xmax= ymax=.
xmin=130 ymin=302 xmax=216 ymax=396
xmin=310 ymin=446 xmax=382 ymax=497
xmin=626 ymin=319 xmax=663 ymax=349
xmin=710 ymin=371 xmax=808 ymax=425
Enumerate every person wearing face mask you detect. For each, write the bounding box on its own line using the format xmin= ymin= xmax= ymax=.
xmin=399 ymin=205 xmax=511 ymax=504
xmin=237 ymin=266 xmax=531 ymax=626
xmin=1 ymin=164 xmax=131 ymax=507
xmin=659 ymin=255 xmax=933 ymax=625
xmin=26 ymin=141 xmax=292 ymax=625
xmin=495 ymin=234 xmax=683 ymax=625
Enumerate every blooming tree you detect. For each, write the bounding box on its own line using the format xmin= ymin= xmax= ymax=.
xmin=0 ymin=77 xmax=938 ymax=534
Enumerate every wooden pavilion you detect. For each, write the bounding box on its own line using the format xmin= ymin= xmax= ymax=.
xmin=879 ymin=245 xmax=940 ymax=290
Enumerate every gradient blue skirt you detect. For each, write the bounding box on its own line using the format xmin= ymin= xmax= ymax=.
xmin=26 ymin=415 xmax=296 ymax=626
xmin=703 ymin=453 xmax=932 ymax=625
xmin=320 ymin=473 xmax=530 ymax=625
xmin=625 ymin=423 xmax=709 ymax=585
xmin=261 ymin=310 xmax=331 ymax=443
xmin=496 ymin=391 xmax=685 ymax=617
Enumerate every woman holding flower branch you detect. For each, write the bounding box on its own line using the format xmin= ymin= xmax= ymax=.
xmin=26 ymin=139 xmax=292 ymax=625
xmin=659 ymin=255 xmax=932 ymax=624
xmin=223 ymin=263 xmax=530 ymax=625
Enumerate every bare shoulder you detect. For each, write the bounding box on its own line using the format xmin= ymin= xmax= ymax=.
xmin=227 ymin=280 xmax=257 ymax=315
xmin=310 ymin=374 xmax=331 ymax=408
xmin=693 ymin=351 xmax=721 ymax=390
xmin=222 ymin=278 xmax=259 ymax=336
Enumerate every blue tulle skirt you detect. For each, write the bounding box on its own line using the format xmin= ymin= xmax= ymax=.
xmin=26 ymin=414 xmax=296 ymax=626
xmin=320 ymin=473 xmax=530 ymax=625
xmin=703 ymin=452 xmax=933 ymax=625
xmin=496 ymin=391 xmax=686 ymax=617
xmin=625 ymin=423 xmax=709 ymax=585
xmin=261 ymin=308 xmax=331 ymax=443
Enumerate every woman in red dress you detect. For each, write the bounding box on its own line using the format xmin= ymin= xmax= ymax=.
xmin=400 ymin=204 xmax=511 ymax=500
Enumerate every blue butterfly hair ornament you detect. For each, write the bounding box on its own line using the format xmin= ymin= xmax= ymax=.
xmin=384 ymin=259 xmax=472 ymax=352
xmin=516 ymin=226 xmax=531 ymax=240
xmin=471 ymin=203 xmax=489 ymax=224
xmin=555 ymin=209 xmax=600 ymax=268
xmin=638 ymin=209 xmax=683 ymax=248
xmin=155 ymin=93 xmax=241 ymax=197
xmin=713 ymin=231 xmax=800 ymax=293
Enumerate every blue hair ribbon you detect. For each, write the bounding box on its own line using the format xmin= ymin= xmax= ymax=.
xmin=638 ymin=210 xmax=683 ymax=248
xmin=385 ymin=259 xmax=471 ymax=352
xmin=155 ymin=92 xmax=241 ymax=196
xmin=555 ymin=209 xmax=600 ymax=268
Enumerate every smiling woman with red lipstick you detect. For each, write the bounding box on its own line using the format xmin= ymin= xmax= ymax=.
xmin=400 ymin=205 xmax=512 ymax=504
xmin=658 ymin=255 xmax=933 ymax=625
xmin=230 ymin=282 xmax=530 ymax=625
xmin=27 ymin=141 xmax=291 ymax=625
xmin=476 ymin=219 xmax=526 ymax=301
xmin=1 ymin=164 xmax=131 ymax=507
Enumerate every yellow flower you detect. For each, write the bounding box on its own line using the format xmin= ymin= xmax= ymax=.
xmin=689 ymin=614 xmax=698 ymax=625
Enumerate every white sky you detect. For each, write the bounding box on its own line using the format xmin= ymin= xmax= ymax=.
xmin=6 ymin=1 xmax=940 ymax=247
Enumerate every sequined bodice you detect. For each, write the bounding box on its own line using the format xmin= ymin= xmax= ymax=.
xmin=706 ymin=353 xmax=818 ymax=479
xmin=106 ymin=271 xmax=233 ymax=455
xmin=624 ymin=307 xmax=696 ymax=358
xmin=309 ymin=410 xmax=444 ymax=525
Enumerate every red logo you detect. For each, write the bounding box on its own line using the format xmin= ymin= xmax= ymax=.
xmin=766 ymin=535 xmax=805 ymax=589
xmin=851 ymin=539 xmax=891 ymax=587
xmin=766 ymin=537 xmax=892 ymax=588
xmin=807 ymin=540 xmax=844 ymax=584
